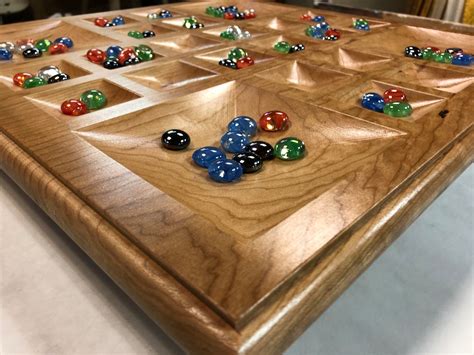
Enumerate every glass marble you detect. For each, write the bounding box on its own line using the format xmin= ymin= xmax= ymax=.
xmin=106 ymin=45 xmax=123 ymax=58
xmin=232 ymin=152 xmax=262 ymax=173
xmin=148 ymin=13 xmax=160 ymax=20
xmin=95 ymin=17 xmax=108 ymax=27
xmin=103 ymin=58 xmax=120 ymax=69
xmin=48 ymin=73 xmax=70 ymax=84
xmin=305 ymin=25 xmax=325 ymax=39
xmin=161 ymin=129 xmax=191 ymax=150
xmin=405 ymin=46 xmax=422 ymax=59
xmin=123 ymin=57 xmax=141 ymax=66
xmin=323 ymin=29 xmax=341 ymax=41
xmin=361 ymin=92 xmax=385 ymax=113
xmin=259 ymin=111 xmax=290 ymax=132
xmin=35 ymin=39 xmax=52 ymax=52
xmin=23 ymin=47 xmax=42 ymax=58
xmin=142 ymin=30 xmax=156 ymax=38
xmin=301 ymin=13 xmax=313 ymax=21
xmin=275 ymin=137 xmax=305 ymax=161
xmin=61 ymin=99 xmax=88 ymax=116
xmin=289 ymin=44 xmax=305 ymax=53
xmin=422 ymin=46 xmax=440 ymax=60
xmin=353 ymin=18 xmax=370 ymax=31
xmin=128 ymin=31 xmax=144 ymax=39
xmin=135 ymin=46 xmax=154 ymax=61
xmin=452 ymin=53 xmax=472 ymax=66
xmin=87 ymin=48 xmax=106 ymax=64
xmin=221 ymin=31 xmax=237 ymax=40
xmin=112 ymin=16 xmax=125 ymax=25
xmin=274 ymin=41 xmax=291 ymax=54
xmin=192 ymin=146 xmax=226 ymax=168
xmin=183 ymin=17 xmax=204 ymax=29
xmin=245 ymin=141 xmax=274 ymax=160
xmin=118 ymin=48 xmax=137 ymax=65
xmin=54 ymin=37 xmax=74 ymax=48
xmin=23 ymin=76 xmax=46 ymax=89
xmin=104 ymin=22 xmax=117 ymax=27
xmin=15 ymin=43 xmax=34 ymax=54
xmin=220 ymin=131 xmax=250 ymax=153
xmin=383 ymin=88 xmax=407 ymax=103
xmin=445 ymin=48 xmax=463 ymax=55
xmin=383 ymin=102 xmax=412 ymax=118
xmin=219 ymin=58 xmax=237 ymax=69
xmin=49 ymin=43 xmax=68 ymax=55
xmin=0 ymin=41 xmax=15 ymax=52
xmin=37 ymin=65 xmax=61 ymax=81
xmin=80 ymin=89 xmax=107 ymax=110
xmin=159 ymin=10 xmax=172 ymax=18
xmin=236 ymin=56 xmax=254 ymax=69
xmin=13 ymin=72 xmax=33 ymax=87
xmin=208 ymin=159 xmax=243 ymax=183
xmin=433 ymin=52 xmax=453 ymax=64
xmin=0 ymin=48 xmax=13 ymax=60
xmin=313 ymin=15 xmax=325 ymax=22
xmin=227 ymin=116 xmax=257 ymax=136
xmin=228 ymin=47 xmax=247 ymax=61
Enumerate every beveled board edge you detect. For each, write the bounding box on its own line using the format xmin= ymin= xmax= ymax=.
xmin=1 ymin=127 xmax=472 ymax=354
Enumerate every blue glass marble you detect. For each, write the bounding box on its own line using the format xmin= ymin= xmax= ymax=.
xmin=54 ymin=37 xmax=74 ymax=48
xmin=452 ymin=53 xmax=472 ymax=66
xmin=112 ymin=16 xmax=125 ymax=25
xmin=225 ymin=5 xmax=238 ymax=13
xmin=106 ymin=45 xmax=123 ymax=58
xmin=312 ymin=15 xmax=325 ymax=22
xmin=208 ymin=159 xmax=243 ymax=183
xmin=159 ymin=10 xmax=172 ymax=18
xmin=192 ymin=146 xmax=226 ymax=168
xmin=306 ymin=26 xmax=325 ymax=39
xmin=361 ymin=92 xmax=385 ymax=113
xmin=227 ymin=116 xmax=257 ymax=137
xmin=0 ymin=48 xmax=12 ymax=60
xmin=315 ymin=21 xmax=330 ymax=32
xmin=220 ymin=131 xmax=250 ymax=153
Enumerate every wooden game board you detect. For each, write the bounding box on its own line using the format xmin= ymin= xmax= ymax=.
xmin=1 ymin=1 xmax=473 ymax=353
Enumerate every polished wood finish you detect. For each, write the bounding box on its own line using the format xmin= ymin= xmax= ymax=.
xmin=1 ymin=1 xmax=473 ymax=353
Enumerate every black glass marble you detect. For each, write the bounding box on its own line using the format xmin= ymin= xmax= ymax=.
xmin=232 ymin=152 xmax=262 ymax=173
xmin=143 ymin=30 xmax=156 ymax=38
xmin=47 ymin=73 xmax=70 ymax=84
xmin=244 ymin=141 xmax=274 ymax=161
xmin=22 ymin=47 xmax=42 ymax=59
xmin=404 ymin=46 xmax=422 ymax=59
xmin=104 ymin=22 xmax=116 ymax=27
xmin=289 ymin=44 xmax=305 ymax=53
xmin=438 ymin=109 xmax=449 ymax=118
xmin=445 ymin=47 xmax=463 ymax=55
xmin=103 ymin=58 xmax=120 ymax=69
xmin=219 ymin=58 xmax=237 ymax=69
xmin=161 ymin=129 xmax=191 ymax=150
xmin=189 ymin=23 xmax=204 ymax=29
xmin=123 ymin=57 xmax=141 ymax=66
xmin=234 ymin=12 xmax=245 ymax=20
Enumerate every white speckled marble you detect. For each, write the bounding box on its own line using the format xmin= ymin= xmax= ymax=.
xmin=1 ymin=166 xmax=472 ymax=355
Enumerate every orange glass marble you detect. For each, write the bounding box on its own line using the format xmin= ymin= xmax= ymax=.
xmin=13 ymin=72 xmax=34 ymax=87
xmin=259 ymin=111 xmax=290 ymax=132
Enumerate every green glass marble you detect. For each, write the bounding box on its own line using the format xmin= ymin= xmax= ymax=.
xmin=353 ymin=19 xmax=369 ymax=27
xmin=23 ymin=76 xmax=46 ymax=89
xmin=422 ymin=48 xmax=434 ymax=60
xmin=205 ymin=6 xmax=223 ymax=17
xmin=136 ymin=44 xmax=153 ymax=53
xmin=228 ymin=47 xmax=247 ymax=62
xmin=433 ymin=52 xmax=453 ymax=64
xmin=35 ymin=39 xmax=52 ymax=52
xmin=220 ymin=31 xmax=237 ymax=40
xmin=275 ymin=137 xmax=305 ymax=161
xmin=80 ymin=89 xmax=107 ymax=110
xmin=128 ymin=31 xmax=144 ymax=39
xmin=273 ymin=41 xmax=291 ymax=54
xmin=135 ymin=46 xmax=154 ymax=61
xmin=183 ymin=17 xmax=198 ymax=28
xmin=383 ymin=101 xmax=412 ymax=118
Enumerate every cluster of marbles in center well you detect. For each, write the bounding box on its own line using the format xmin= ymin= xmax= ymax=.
xmin=13 ymin=65 xmax=70 ymax=89
xmin=128 ymin=30 xmax=156 ymax=39
xmin=206 ymin=5 xmax=256 ymax=20
xmin=147 ymin=10 xmax=172 ymax=19
xmin=183 ymin=16 xmax=204 ymax=29
xmin=0 ymin=37 xmax=72 ymax=62
xmin=404 ymin=45 xmax=472 ymax=67
xmin=305 ymin=21 xmax=341 ymax=41
xmin=86 ymin=44 xmax=154 ymax=69
xmin=61 ymin=89 xmax=107 ymax=116
xmin=94 ymin=15 xmax=125 ymax=27
xmin=361 ymin=88 xmax=413 ymax=118
xmin=218 ymin=47 xmax=254 ymax=70
xmin=220 ymin=25 xmax=251 ymax=40
xmin=353 ymin=18 xmax=370 ymax=31
xmin=273 ymin=41 xmax=305 ymax=54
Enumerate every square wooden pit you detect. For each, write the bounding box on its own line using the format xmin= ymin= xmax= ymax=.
xmin=1 ymin=2 xmax=473 ymax=354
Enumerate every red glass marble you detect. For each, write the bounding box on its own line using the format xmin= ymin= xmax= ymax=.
xmin=300 ymin=13 xmax=312 ymax=21
xmin=61 ymin=99 xmax=88 ymax=116
xmin=236 ymin=56 xmax=254 ymax=69
xmin=224 ymin=12 xmax=235 ymax=20
xmin=425 ymin=46 xmax=441 ymax=54
xmin=86 ymin=48 xmax=106 ymax=64
xmin=244 ymin=11 xmax=256 ymax=19
xmin=117 ymin=47 xmax=137 ymax=65
xmin=383 ymin=88 xmax=407 ymax=103
xmin=13 ymin=72 xmax=34 ymax=87
xmin=324 ymin=29 xmax=341 ymax=39
xmin=49 ymin=43 xmax=68 ymax=55
xmin=95 ymin=17 xmax=109 ymax=27
xmin=259 ymin=111 xmax=290 ymax=132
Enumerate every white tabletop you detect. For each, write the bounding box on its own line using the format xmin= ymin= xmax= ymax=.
xmin=1 ymin=166 xmax=472 ymax=354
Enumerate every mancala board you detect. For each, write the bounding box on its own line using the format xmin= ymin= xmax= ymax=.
xmin=1 ymin=1 xmax=473 ymax=353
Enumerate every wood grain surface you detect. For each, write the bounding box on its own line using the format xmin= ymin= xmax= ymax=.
xmin=1 ymin=1 xmax=473 ymax=353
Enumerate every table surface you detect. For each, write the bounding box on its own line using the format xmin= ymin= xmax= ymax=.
xmin=1 ymin=165 xmax=472 ymax=354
